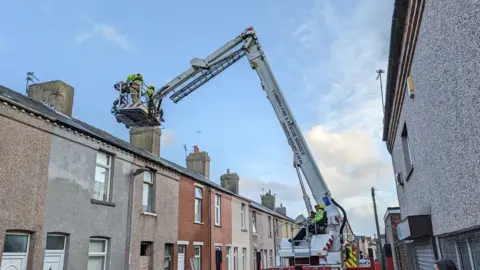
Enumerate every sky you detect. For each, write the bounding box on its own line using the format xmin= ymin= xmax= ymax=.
xmin=1 ymin=0 xmax=398 ymax=236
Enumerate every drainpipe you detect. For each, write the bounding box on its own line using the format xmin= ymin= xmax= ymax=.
xmin=208 ymin=186 xmax=213 ymax=270
xmin=128 ymin=167 xmax=148 ymax=270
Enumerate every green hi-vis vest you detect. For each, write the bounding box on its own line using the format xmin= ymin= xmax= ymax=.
xmin=126 ymin=74 xmax=143 ymax=83
xmin=314 ymin=210 xmax=324 ymax=222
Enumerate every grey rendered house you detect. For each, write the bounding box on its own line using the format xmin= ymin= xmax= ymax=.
xmin=384 ymin=0 xmax=480 ymax=269
xmin=0 ymin=81 xmax=179 ymax=270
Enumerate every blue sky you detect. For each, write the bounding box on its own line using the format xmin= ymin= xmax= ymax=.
xmin=1 ymin=0 xmax=398 ymax=235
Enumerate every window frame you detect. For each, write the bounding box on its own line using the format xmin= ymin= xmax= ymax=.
xmin=268 ymin=216 xmax=272 ymax=237
xmin=88 ymin=238 xmax=108 ymax=270
xmin=94 ymin=151 xmax=113 ymax=202
xmin=164 ymin=243 xmax=173 ymax=270
xmin=242 ymin=248 xmax=246 ymax=270
xmin=3 ymin=232 xmax=30 ymax=255
xmin=194 ymin=245 xmax=202 ymax=270
xmin=215 ymin=194 xmax=221 ymax=226
xmin=194 ymin=187 xmax=203 ymax=223
xmin=401 ymin=122 xmax=414 ymax=181
xmin=226 ymin=246 xmax=231 ymax=270
xmin=252 ymin=212 xmax=257 ymax=235
xmin=233 ymin=247 xmax=238 ymax=270
xmin=142 ymin=170 xmax=155 ymax=213
xmin=45 ymin=233 xmax=66 ymax=251
xmin=240 ymin=204 xmax=246 ymax=230
xmin=269 ymin=249 xmax=273 ymax=267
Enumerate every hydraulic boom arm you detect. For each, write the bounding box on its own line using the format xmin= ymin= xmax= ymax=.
xmin=151 ymin=27 xmax=346 ymax=236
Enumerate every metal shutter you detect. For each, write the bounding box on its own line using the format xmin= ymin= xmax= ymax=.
xmin=415 ymin=239 xmax=435 ymax=270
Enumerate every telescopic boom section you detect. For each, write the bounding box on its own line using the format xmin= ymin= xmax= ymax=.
xmin=152 ymin=27 xmax=344 ymax=227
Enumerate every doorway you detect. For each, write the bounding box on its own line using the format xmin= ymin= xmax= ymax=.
xmin=1 ymin=233 xmax=30 ymax=270
xmin=177 ymin=245 xmax=185 ymax=270
xmin=43 ymin=234 xmax=66 ymax=270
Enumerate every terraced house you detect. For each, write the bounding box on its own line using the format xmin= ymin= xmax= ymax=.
xmin=0 ymin=80 xmax=296 ymax=270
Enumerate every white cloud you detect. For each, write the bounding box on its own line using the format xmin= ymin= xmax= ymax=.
xmin=161 ymin=129 xmax=176 ymax=147
xmin=237 ymin=0 xmax=397 ymax=235
xmin=74 ymin=15 xmax=135 ymax=51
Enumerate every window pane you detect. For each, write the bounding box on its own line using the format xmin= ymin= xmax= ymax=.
xmin=143 ymin=171 xmax=152 ymax=183
xmin=88 ymin=256 xmax=105 ymax=270
xmin=195 ymin=187 xmax=202 ymax=198
xmin=195 ymin=199 xmax=202 ymax=222
xmin=46 ymin=235 xmax=65 ymax=250
xmin=89 ymin=240 xmax=106 ymax=253
xmin=96 ymin=152 xmax=109 ymax=167
xmin=195 ymin=247 xmax=200 ymax=256
xmin=194 ymin=258 xmax=200 ymax=270
xmin=94 ymin=166 xmax=108 ymax=200
xmin=142 ymin=183 xmax=153 ymax=212
xmin=3 ymin=234 xmax=28 ymax=253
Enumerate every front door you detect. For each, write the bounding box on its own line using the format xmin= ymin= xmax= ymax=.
xmin=177 ymin=245 xmax=185 ymax=270
xmin=43 ymin=235 xmax=66 ymax=270
xmin=1 ymin=233 xmax=30 ymax=270
xmin=1 ymin=255 xmax=27 ymax=270
xmin=43 ymin=253 xmax=63 ymax=270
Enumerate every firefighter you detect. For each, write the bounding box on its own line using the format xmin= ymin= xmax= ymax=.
xmin=313 ymin=204 xmax=327 ymax=234
xmin=126 ymin=73 xmax=143 ymax=104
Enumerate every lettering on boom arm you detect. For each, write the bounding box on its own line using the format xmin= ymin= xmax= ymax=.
xmin=272 ymin=89 xmax=306 ymax=165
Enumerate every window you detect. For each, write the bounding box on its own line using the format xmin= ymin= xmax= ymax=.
xmin=88 ymin=238 xmax=108 ymax=270
xmin=263 ymin=250 xmax=267 ymax=269
xmin=215 ymin=194 xmax=221 ymax=226
xmin=275 ymin=219 xmax=279 ymax=238
xmin=46 ymin=234 xmax=66 ymax=251
xmin=164 ymin=244 xmax=173 ymax=270
xmin=94 ymin=152 xmax=112 ymax=201
xmin=233 ymin=247 xmax=238 ymax=270
xmin=285 ymin=223 xmax=289 ymax=237
xmin=268 ymin=216 xmax=272 ymax=237
xmin=226 ymin=246 xmax=231 ymax=270
xmin=253 ymin=250 xmax=257 ymax=270
xmin=140 ymin=242 xmax=153 ymax=269
xmin=269 ymin=250 xmax=273 ymax=267
xmin=242 ymin=248 xmax=246 ymax=270
xmin=252 ymin=212 xmax=257 ymax=235
xmin=195 ymin=187 xmax=203 ymax=223
xmin=142 ymin=171 xmax=154 ymax=213
xmin=194 ymin=246 xmax=201 ymax=270
xmin=240 ymin=203 xmax=246 ymax=230
xmin=3 ymin=233 xmax=29 ymax=253
xmin=401 ymin=123 xmax=413 ymax=179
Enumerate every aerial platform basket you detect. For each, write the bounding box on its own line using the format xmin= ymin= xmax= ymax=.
xmin=116 ymin=103 xmax=161 ymax=128
xmin=113 ymin=81 xmax=161 ymax=128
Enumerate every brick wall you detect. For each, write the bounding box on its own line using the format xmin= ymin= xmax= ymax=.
xmin=211 ymin=191 xmax=232 ymax=270
xmin=390 ymin=213 xmax=408 ymax=270
xmin=177 ymin=175 xmax=210 ymax=270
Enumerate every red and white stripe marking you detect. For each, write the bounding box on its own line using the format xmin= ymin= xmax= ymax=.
xmin=322 ymin=233 xmax=335 ymax=251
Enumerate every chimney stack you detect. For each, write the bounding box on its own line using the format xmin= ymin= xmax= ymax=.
xmin=261 ymin=189 xmax=276 ymax=210
xmin=220 ymin=168 xmax=239 ymax=194
xmin=275 ymin=203 xmax=287 ymax=216
xmin=186 ymin=145 xmax=210 ymax=179
xmin=130 ymin=126 xmax=161 ymax=157
xmin=27 ymin=80 xmax=75 ymax=117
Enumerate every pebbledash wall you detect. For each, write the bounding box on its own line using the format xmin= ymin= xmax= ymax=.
xmin=384 ymin=0 xmax=480 ymax=269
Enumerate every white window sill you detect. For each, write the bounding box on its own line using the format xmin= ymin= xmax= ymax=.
xmin=194 ymin=221 xmax=204 ymax=225
xmin=141 ymin=211 xmax=157 ymax=217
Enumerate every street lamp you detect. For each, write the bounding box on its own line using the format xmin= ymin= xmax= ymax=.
xmin=274 ymin=221 xmax=289 ymax=267
xmin=128 ymin=167 xmax=149 ymax=270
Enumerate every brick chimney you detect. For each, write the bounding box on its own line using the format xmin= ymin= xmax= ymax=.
xmin=220 ymin=169 xmax=239 ymax=194
xmin=27 ymin=80 xmax=75 ymax=117
xmin=261 ymin=189 xmax=275 ymax=210
xmin=129 ymin=126 xmax=161 ymax=157
xmin=186 ymin=145 xmax=210 ymax=179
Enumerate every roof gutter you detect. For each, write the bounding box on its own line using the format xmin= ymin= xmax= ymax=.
xmin=382 ymin=0 xmax=408 ymax=142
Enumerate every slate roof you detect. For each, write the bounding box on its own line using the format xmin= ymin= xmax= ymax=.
xmin=0 ymin=84 xmax=294 ymax=222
